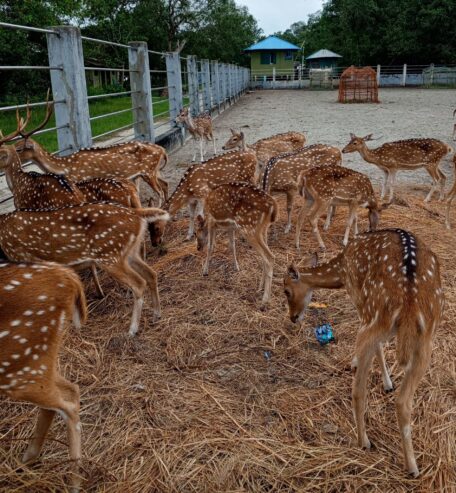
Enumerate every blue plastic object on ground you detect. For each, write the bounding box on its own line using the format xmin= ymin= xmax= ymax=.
xmin=314 ymin=323 xmax=335 ymax=346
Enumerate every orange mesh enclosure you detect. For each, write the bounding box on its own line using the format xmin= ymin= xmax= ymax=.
xmin=338 ymin=66 xmax=379 ymax=103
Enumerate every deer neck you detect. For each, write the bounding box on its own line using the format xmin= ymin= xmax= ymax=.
xmin=5 ymin=152 xmax=25 ymax=192
xmin=299 ymin=254 xmax=345 ymax=289
xmin=185 ymin=114 xmax=196 ymax=132
xmin=357 ymin=143 xmax=379 ymax=165
xmin=32 ymin=147 xmax=67 ymax=174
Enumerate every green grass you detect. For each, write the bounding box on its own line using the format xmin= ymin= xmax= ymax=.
xmin=0 ymin=94 xmax=177 ymax=153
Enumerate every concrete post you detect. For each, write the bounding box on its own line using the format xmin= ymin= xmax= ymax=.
xmin=273 ymin=67 xmax=276 ymax=88
xmin=221 ymin=64 xmax=228 ymax=108
xmin=201 ymin=59 xmax=211 ymax=112
xmin=402 ymin=63 xmax=407 ymax=87
xmin=212 ymin=61 xmax=221 ymax=112
xmin=46 ymin=26 xmax=91 ymax=153
xmin=128 ymin=41 xmax=154 ymax=142
xmin=187 ymin=55 xmax=199 ymax=116
xmin=226 ymin=64 xmax=232 ymax=103
xmin=166 ymin=52 xmax=183 ymax=122
xmin=376 ymin=64 xmax=381 ymax=86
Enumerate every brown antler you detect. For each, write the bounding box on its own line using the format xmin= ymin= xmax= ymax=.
xmin=19 ymin=89 xmax=54 ymax=140
xmin=0 ymin=107 xmax=29 ymax=145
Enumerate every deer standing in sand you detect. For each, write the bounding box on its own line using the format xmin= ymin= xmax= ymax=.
xmin=283 ymin=229 xmax=444 ymax=477
xmin=175 ymin=107 xmax=216 ymax=162
xmin=295 ymin=164 xmax=380 ymax=250
xmin=0 ymin=204 xmax=169 ymax=336
xmin=262 ymin=144 xmax=342 ymax=233
xmin=222 ymin=129 xmax=306 ymax=174
xmin=342 ymin=133 xmax=452 ymax=203
xmin=195 ymin=183 xmax=277 ymax=304
xmin=0 ymin=261 xmax=87 ymax=492
xmin=14 ymin=99 xmax=169 ymax=204
xmin=164 ymin=150 xmax=260 ymax=239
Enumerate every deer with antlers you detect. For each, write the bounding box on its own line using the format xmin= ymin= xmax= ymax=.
xmin=0 ymin=261 xmax=87 ymax=492
xmin=0 ymin=203 xmax=169 ymax=336
xmin=164 ymin=150 xmax=260 ymax=240
xmin=175 ymin=107 xmax=216 ymax=162
xmin=222 ymin=129 xmax=306 ymax=174
xmin=262 ymin=144 xmax=342 ymax=233
xmin=283 ymin=229 xmax=444 ymax=477
xmin=295 ymin=164 xmax=380 ymax=251
xmin=342 ymin=134 xmax=452 ymax=203
xmin=195 ymin=183 xmax=277 ymax=303
xmin=14 ymin=99 xmax=169 ymax=204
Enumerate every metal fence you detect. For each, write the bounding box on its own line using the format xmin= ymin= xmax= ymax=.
xmin=250 ymin=64 xmax=456 ymax=89
xmin=0 ymin=22 xmax=250 ymax=208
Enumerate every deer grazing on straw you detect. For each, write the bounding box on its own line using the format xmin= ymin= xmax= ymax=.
xmin=342 ymin=133 xmax=452 ymax=203
xmin=262 ymin=144 xmax=342 ymax=233
xmin=164 ymin=150 xmax=260 ymax=240
xmin=283 ymin=229 xmax=444 ymax=477
xmin=14 ymin=99 xmax=169 ymax=204
xmin=295 ymin=164 xmax=380 ymax=251
xmin=195 ymin=183 xmax=277 ymax=304
xmin=175 ymin=107 xmax=216 ymax=162
xmin=0 ymin=204 xmax=169 ymax=336
xmin=222 ymin=129 xmax=306 ymax=174
xmin=0 ymin=261 xmax=87 ymax=492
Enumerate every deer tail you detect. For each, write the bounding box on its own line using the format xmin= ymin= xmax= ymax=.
xmin=159 ymin=152 xmax=168 ymax=170
xmin=270 ymin=199 xmax=278 ymax=223
xmin=136 ymin=207 xmax=170 ymax=223
xmin=396 ymin=305 xmax=429 ymax=368
xmin=124 ymin=180 xmax=142 ymax=208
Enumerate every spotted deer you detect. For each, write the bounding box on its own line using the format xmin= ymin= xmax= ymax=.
xmin=0 ymin=261 xmax=88 ymax=492
xmin=175 ymin=107 xmax=216 ymax=162
xmin=262 ymin=144 xmax=342 ymax=233
xmin=0 ymin=204 xmax=169 ymax=336
xmin=445 ymin=153 xmax=456 ymax=228
xmin=164 ymin=150 xmax=260 ymax=239
xmin=296 ymin=164 xmax=380 ymax=251
xmin=283 ymin=229 xmax=444 ymax=477
xmin=195 ymin=183 xmax=277 ymax=303
xmin=14 ymin=100 xmax=169 ymax=204
xmin=342 ymin=133 xmax=452 ymax=202
xmin=222 ymin=129 xmax=306 ymax=174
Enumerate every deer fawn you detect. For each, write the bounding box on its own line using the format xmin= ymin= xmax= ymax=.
xmin=0 ymin=204 xmax=169 ymax=336
xmin=0 ymin=261 xmax=87 ymax=492
xmin=14 ymin=99 xmax=169 ymax=204
xmin=195 ymin=183 xmax=277 ymax=303
xmin=175 ymin=107 xmax=216 ymax=162
xmin=283 ymin=229 xmax=444 ymax=477
xmin=342 ymin=133 xmax=452 ymax=203
xmin=295 ymin=164 xmax=380 ymax=251
xmin=222 ymin=129 xmax=306 ymax=174
xmin=164 ymin=150 xmax=260 ymax=239
xmin=262 ymin=144 xmax=342 ymax=233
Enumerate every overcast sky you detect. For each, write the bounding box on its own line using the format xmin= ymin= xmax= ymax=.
xmin=240 ymin=0 xmax=324 ymax=35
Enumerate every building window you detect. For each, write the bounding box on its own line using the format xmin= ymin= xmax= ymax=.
xmin=260 ymin=52 xmax=276 ymax=65
xmin=284 ymin=50 xmax=293 ymax=60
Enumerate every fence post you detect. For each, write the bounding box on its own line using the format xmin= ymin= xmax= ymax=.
xmin=402 ymin=64 xmax=407 ymax=87
xmin=187 ymin=55 xmax=199 ymax=116
xmin=165 ymin=52 xmax=183 ymax=124
xmin=430 ymin=63 xmax=435 ymax=86
xmin=376 ymin=64 xmax=381 ymax=86
xmin=128 ymin=41 xmax=154 ymax=142
xmin=212 ymin=61 xmax=221 ymax=113
xmin=227 ymin=64 xmax=232 ymax=104
xmin=46 ymin=26 xmax=91 ymax=154
xmin=201 ymin=59 xmax=211 ymax=112
xmin=273 ymin=67 xmax=276 ymax=88
xmin=222 ymin=64 xmax=228 ymax=108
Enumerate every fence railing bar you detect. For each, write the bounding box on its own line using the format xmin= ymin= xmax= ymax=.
xmin=0 ymin=100 xmax=66 ymax=112
xmin=151 ymin=86 xmax=169 ymax=91
xmin=0 ymin=66 xmax=62 ymax=71
xmin=52 ymin=146 xmax=73 ymax=155
xmin=0 ymin=21 xmax=56 ymax=35
xmin=0 ymin=195 xmax=14 ymax=206
xmin=81 ymin=35 xmax=131 ymax=49
xmin=150 ymin=70 xmax=167 ymax=73
xmin=154 ymin=109 xmax=170 ymax=118
xmin=92 ymin=122 xmax=136 ymax=140
xmin=87 ymin=91 xmax=137 ymax=101
xmin=148 ymin=49 xmax=166 ymax=56
xmin=84 ymin=67 xmax=137 ymax=73
xmin=154 ymin=119 xmax=173 ymax=130
xmin=89 ymin=107 xmax=136 ymax=121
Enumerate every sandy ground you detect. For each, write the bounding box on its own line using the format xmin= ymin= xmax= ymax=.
xmin=164 ymin=88 xmax=456 ymax=198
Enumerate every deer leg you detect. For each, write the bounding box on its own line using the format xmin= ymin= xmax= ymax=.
xmin=186 ymin=200 xmax=198 ymax=240
xmin=284 ymin=190 xmax=296 ymax=234
xmin=424 ymin=166 xmax=441 ymax=203
xmin=157 ymin=177 xmax=169 ymax=202
xmin=323 ymin=205 xmax=335 ymax=231
xmin=353 ymin=210 xmax=359 ymax=236
xmin=142 ymin=174 xmax=165 ymax=206
xmin=199 ymin=138 xmax=204 ymax=162
xmin=386 ymin=170 xmax=396 ymax=203
xmin=376 ymin=343 xmax=393 ymax=392
xmin=343 ymin=203 xmax=358 ymax=246
xmin=247 ymin=234 xmax=273 ymax=304
xmin=22 ymin=409 xmax=56 ymax=463
xmin=295 ymin=197 xmax=313 ymax=249
xmin=129 ymin=255 xmax=161 ymax=322
xmin=229 ymin=228 xmax=240 ymax=272
xmin=396 ymin=345 xmax=432 ymax=477
xmin=380 ymin=170 xmax=388 ymax=199
xmin=211 ymin=132 xmax=217 ymax=155
xmin=308 ymin=200 xmax=329 ymax=251
xmin=90 ymin=265 xmax=105 ymax=298
xmin=446 ymin=193 xmax=455 ymax=229
xmin=202 ymin=224 xmax=216 ymax=276
xmin=437 ymin=166 xmax=446 ymax=201
xmin=191 ymin=138 xmax=197 ymax=162
xmin=453 ymin=123 xmax=456 ymax=141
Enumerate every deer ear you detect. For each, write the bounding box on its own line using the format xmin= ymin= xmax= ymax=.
xmin=363 ymin=134 xmax=374 ymax=141
xmin=230 ymin=128 xmax=235 ymax=135
xmin=287 ymin=263 xmax=300 ymax=281
xmin=240 ymin=131 xmax=244 ymax=139
xmin=349 ymin=132 xmax=355 ymax=140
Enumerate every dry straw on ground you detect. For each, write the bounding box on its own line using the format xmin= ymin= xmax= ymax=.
xmin=0 ymin=190 xmax=455 ymax=492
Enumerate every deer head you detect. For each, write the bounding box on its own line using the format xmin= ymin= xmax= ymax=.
xmin=195 ymin=214 xmax=208 ymax=251
xmin=148 ymin=216 xmax=168 ymax=247
xmin=222 ymin=129 xmax=245 ymax=151
xmin=283 ymin=254 xmax=318 ymax=323
xmin=175 ymin=107 xmax=189 ymax=125
xmin=342 ymin=133 xmax=374 ymax=154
